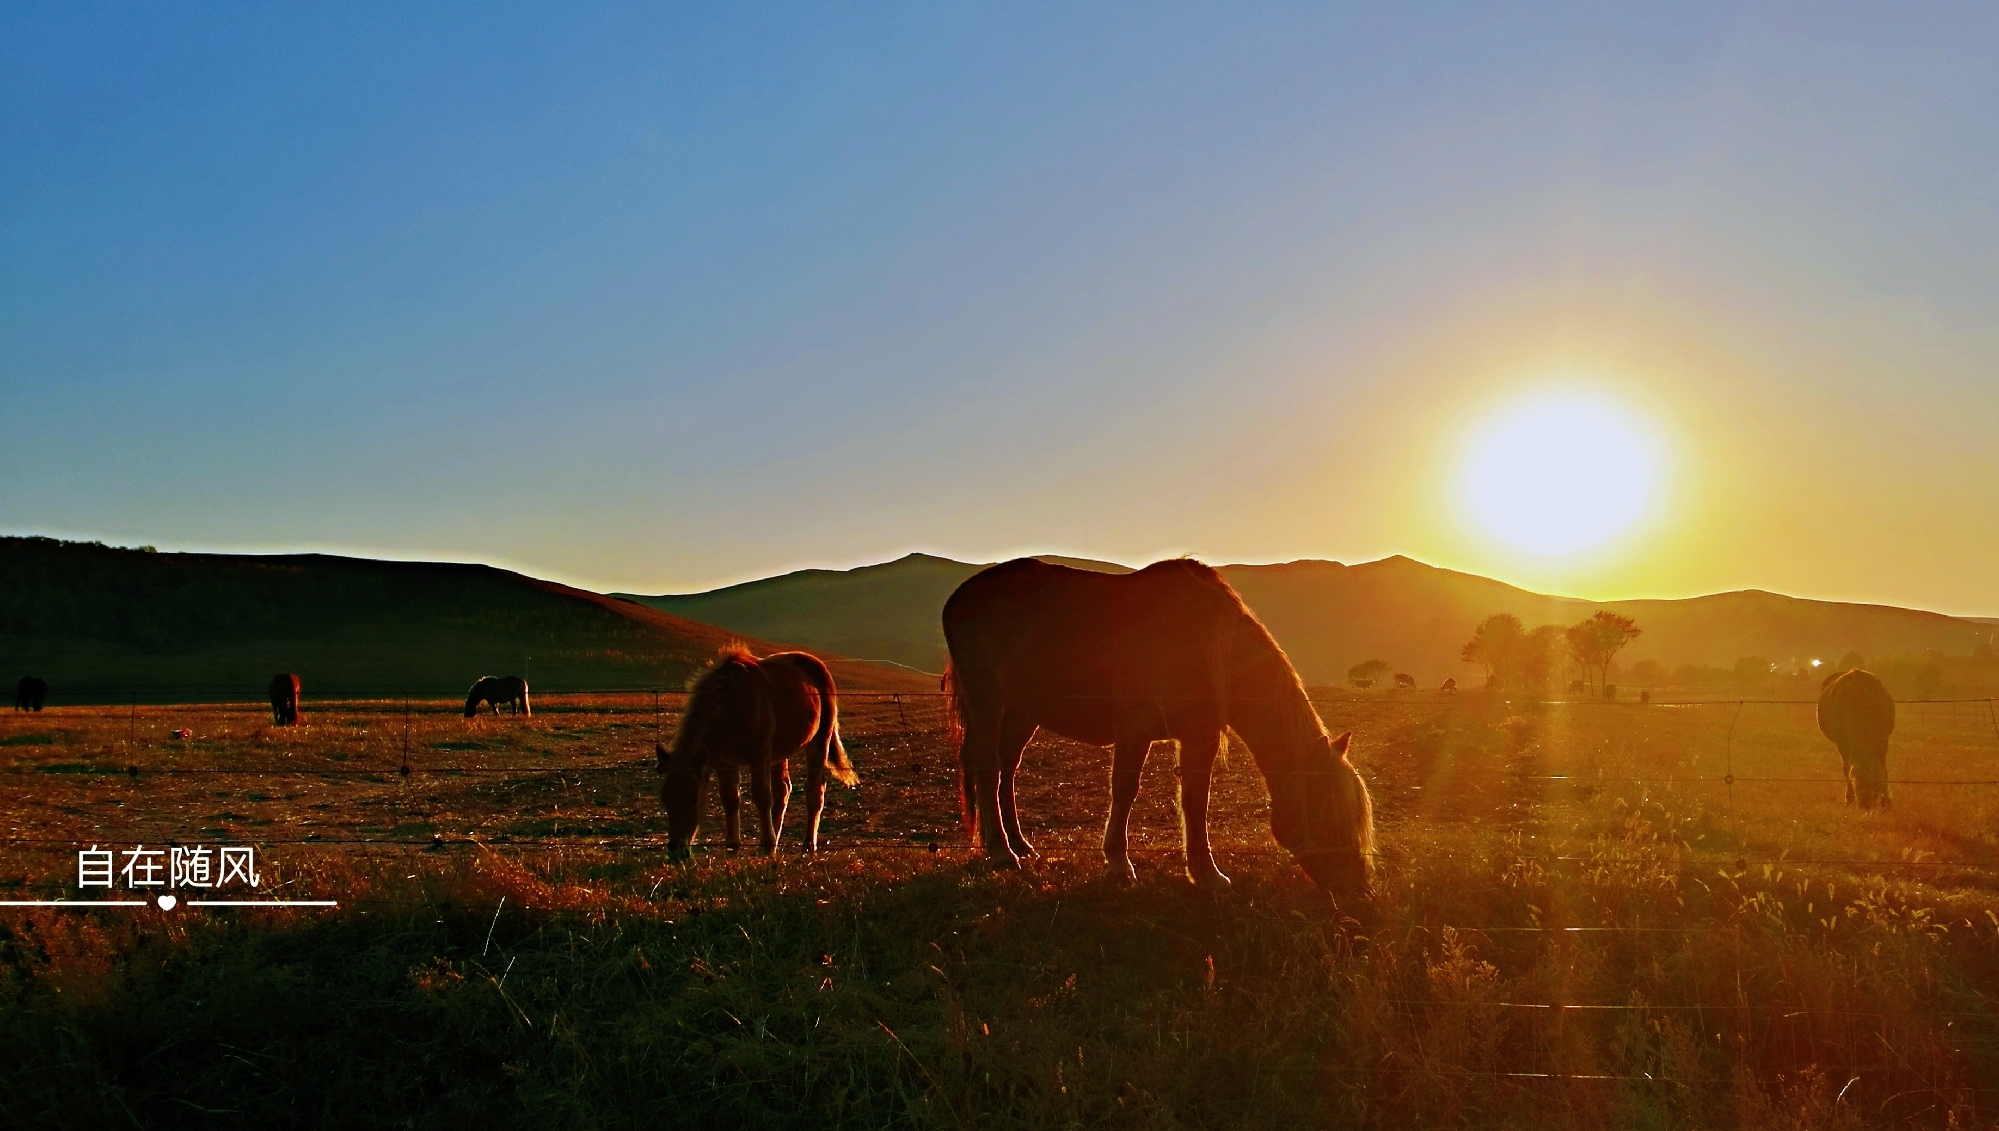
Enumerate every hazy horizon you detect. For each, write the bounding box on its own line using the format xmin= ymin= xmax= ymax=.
xmin=7 ymin=5 xmax=1998 ymax=615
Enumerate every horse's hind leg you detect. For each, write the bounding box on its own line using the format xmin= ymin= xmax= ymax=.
xmin=1177 ymin=731 xmax=1229 ymax=890
xmin=956 ymin=692 xmax=1020 ymax=870
xmin=718 ymin=765 xmax=742 ymax=850
xmin=803 ymin=761 xmax=829 ymax=853
xmin=771 ymin=758 xmax=792 ymax=847
xmin=1102 ymin=737 xmax=1152 ymax=882
xmin=995 ymin=712 xmax=1037 ymax=859
xmin=748 ymin=761 xmax=778 ymax=854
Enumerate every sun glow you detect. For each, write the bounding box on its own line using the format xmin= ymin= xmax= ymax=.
xmin=1460 ymin=391 xmax=1658 ymax=556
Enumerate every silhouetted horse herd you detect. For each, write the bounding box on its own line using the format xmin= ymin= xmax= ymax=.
xmin=11 ymin=559 xmax=1904 ymax=903
xmin=9 ymin=673 xmax=531 ymax=726
xmin=654 ymin=559 xmax=1904 ymax=905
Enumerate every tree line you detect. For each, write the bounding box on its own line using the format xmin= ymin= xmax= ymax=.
xmin=1461 ymin=611 xmax=1641 ymax=698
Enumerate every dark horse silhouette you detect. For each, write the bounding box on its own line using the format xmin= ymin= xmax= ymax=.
xmin=1818 ymin=668 xmax=1894 ymax=809
xmin=15 ymin=676 xmax=47 ymax=712
xmin=464 ymin=676 xmax=531 ymax=717
xmin=268 ymin=673 xmax=300 ymax=726
xmin=656 ymin=650 xmax=858 ymax=857
xmin=943 ymin=558 xmax=1374 ymax=902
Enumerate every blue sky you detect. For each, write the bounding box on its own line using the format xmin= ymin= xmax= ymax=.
xmin=5 ymin=3 xmax=1997 ymax=612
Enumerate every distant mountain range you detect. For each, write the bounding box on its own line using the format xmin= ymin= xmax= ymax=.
xmin=8 ymin=534 xmax=1986 ymax=702
xmin=0 ymin=537 xmax=927 ymax=701
xmin=624 ymin=552 xmax=1996 ymax=686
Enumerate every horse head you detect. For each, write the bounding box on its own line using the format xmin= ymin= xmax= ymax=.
xmin=1266 ymin=731 xmax=1374 ymax=906
xmin=1850 ymin=736 xmax=1892 ymax=810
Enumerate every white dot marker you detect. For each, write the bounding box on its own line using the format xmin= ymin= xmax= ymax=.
xmin=157 ymin=894 xmax=177 ymax=911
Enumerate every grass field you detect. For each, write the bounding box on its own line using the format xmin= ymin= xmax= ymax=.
xmin=2 ymin=689 xmax=1998 ymax=1128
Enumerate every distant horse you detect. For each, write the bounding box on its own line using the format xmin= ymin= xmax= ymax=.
xmin=1440 ymin=678 xmax=1457 ymax=694
xmin=943 ymin=558 xmax=1374 ymax=903
xmin=1352 ymin=678 xmax=1374 ymax=689
xmin=1394 ymin=673 xmax=1416 ymax=689
xmin=465 ymin=676 xmax=531 ymax=717
xmin=14 ymin=676 xmax=47 ymax=712
xmin=268 ymin=673 xmax=300 ymax=726
xmin=656 ymin=650 xmax=858 ymax=856
xmin=1818 ymin=669 xmax=1894 ymax=809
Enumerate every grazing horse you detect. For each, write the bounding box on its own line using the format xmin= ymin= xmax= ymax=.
xmin=1440 ymin=678 xmax=1457 ymax=694
xmin=268 ymin=673 xmax=300 ymax=726
xmin=464 ymin=676 xmax=531 ymax=718
xmin=657 ymin=650 xmax=858 ymax=856
xmin=943 ymin=558 xmax=1374 ymax=903
xmin=15 ymin=676 xmax=48 ymax=712
xmin=1394 ymin=673 xmax=1416 ymax=689
xmin=1818 ymin=668 xmax=1895 ymax=809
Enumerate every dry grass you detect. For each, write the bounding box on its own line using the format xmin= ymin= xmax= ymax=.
xmin=2 ymin=690 xmax=1997 ymax=1128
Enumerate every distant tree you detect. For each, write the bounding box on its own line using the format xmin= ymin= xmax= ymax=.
xmin=1914 ymin=661 xmax=1945 ymax=700
xmin=1348 ymin=659 xmax=1392 ymax=688
xmin=1462 ymin=614 xmax=1525 ymax=688
xmin=1566 ymin=612 xmax=1642 ymax=698
xmin=1517 ymin=624 xmax=1567 ymax=694
xmin=1626 ymin=659 xmax=1667 ymax=688
xmin=1733 ymin=656 xmax=1772 ymax=686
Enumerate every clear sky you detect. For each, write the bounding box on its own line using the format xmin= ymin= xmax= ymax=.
xmin=5 ymin=4 xmax=1996 ymax=614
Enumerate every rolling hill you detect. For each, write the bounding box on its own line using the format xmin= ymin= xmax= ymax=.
xmin=0 ymin=537 xmax=927 ymax=702
xmin=621 ymin=553 xmax=1130 ymax=672
xmin=623 ymin=552 xmax=1995 ymax=687
xmin=1224 ymin=555 xmax=1995 ymax=688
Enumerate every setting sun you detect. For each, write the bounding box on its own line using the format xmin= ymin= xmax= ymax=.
xmin=1460 ymin=392 xmax=1658 ymax=556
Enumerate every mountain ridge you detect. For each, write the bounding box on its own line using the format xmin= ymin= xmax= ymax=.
xmin=0 ymin=537 xmax=929 ymax=700
xmin=623 ymin=552 xmax=1994 ymax=683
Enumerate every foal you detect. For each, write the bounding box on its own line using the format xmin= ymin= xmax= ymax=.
xmin=658 ymin=650 xmax=858 ymax=856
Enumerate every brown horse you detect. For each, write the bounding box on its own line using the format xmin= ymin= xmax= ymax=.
xmin=268 ymin=673 xmax=300 ymax=726
xmin=15 ymin=676 xmax=47 ymax=712
xmin=943 ymin=558 xmax=1374 ymax=902
xmin=465 ymin=676 xmax=531 ymax=717
xmin=657 ymin=650 xmax=858 ymax=857
xmin=1818 ymin=668 xmax=1894 ymax=809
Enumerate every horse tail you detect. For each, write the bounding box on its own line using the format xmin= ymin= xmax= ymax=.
xmin=941 ymin=663 xmax=965 ymax=747
xmin=801 ymin=658 xmax=858 ymax=786
xmin=941 ymin=663 xmax=976 ymax=842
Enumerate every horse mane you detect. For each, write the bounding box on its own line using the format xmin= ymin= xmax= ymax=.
xmin=1132 ymin=556 xmax=1244 ymax=602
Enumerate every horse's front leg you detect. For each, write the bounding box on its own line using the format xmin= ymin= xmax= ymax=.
xmin=718 ymin=764 xmax=742 ymax=850
xmin=1101 ymin=737 xmax=1152 ymax=882
xmin=1177 ymin=731 xmax=1229 ymax=890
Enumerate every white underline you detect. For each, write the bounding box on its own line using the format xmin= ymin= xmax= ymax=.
xmin=185 ymin=900 xmax=339 ymax=907
xmin=0 ymin=900 xmax=148 ymax=906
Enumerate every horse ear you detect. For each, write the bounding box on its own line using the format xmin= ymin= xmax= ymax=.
xmin=1330 ymin=731 xmax=1352 ymax=758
